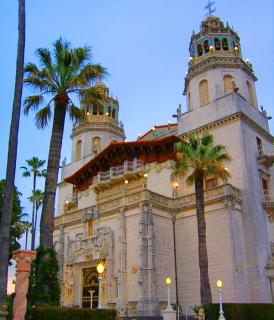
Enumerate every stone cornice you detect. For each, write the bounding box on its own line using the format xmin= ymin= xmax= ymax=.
xmin=184 ymin=55 xmax=257 ymax=94
xmin=54 ymin=183 xmax=241 ymax=229
xmin=180 ymin=111 xmax=274 ymax=144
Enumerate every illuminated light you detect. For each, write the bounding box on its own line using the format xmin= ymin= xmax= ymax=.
xmin=138 ymin=133 xmax=141 ymax=137
xmin=144 ymin=173 xmax=148 ymax=179
xmin=168 ymin=121 xmax=171 ymax=124
xmin=166 ymin=277 xmax=171 ymax=285
xmin=87 ymin=112 xmax=90 ymax=115
xmin=97 ymin=262 xmax=105 ymax=274
xmin=217 ymin=279 xmax=222 ymax=288
xmin=234 ymin=46 xmax=239 ymax=51
xmin=189 ymin=57 xmax=193 ymax=60
xmin=246 ymin=58 xmax=250 ymax=63
xmin=65 ymin=200 xmax=69 ymax=204
xmin=172 ymin=182 xmax=179 ymax=190
xmin=106 ymin=112 xmax=109 ymax=116
xmin=152 ymin=127 xmax=155 ymax=131
xmin=124 ymin=180 xmax=129 ymax=184
xmin=209 ymin=45 xmax=214 ymax=51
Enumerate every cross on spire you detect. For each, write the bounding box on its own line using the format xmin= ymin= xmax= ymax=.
xmin=205 ymin=1 xmax=216 ymax=17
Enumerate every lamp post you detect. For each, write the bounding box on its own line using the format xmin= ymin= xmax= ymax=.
xmin=97 ymin=262 xmax=105 ymax=309
xmin=165 ymin=277 xmax=173 ymax=312
xmin=217 ymin=279 xmax=226 ymax=320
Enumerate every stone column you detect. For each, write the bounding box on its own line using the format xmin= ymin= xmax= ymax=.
xmin=12 ymin=250 xmax=36 ymax=320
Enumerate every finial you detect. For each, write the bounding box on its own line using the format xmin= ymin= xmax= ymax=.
xmin=205 ymin=1 xmax=216 ymax=17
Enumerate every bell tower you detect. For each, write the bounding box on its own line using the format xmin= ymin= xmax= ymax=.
xmin=177 ymin=10 xmax=274 ymax=304
xmin=70 ymin=82 xmax=125 ymax=166
xmin=183 ymin=15 xmax=258 ymax=112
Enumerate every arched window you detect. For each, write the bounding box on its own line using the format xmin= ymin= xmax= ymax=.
xmin=108 ymin=106 xmax=111 ymax=116
xmin=214 ymin=38 xmax=220 ymax=50
xmin=112 ymin=109 xmax=116 ymax=119
xmin=199 ymin=80 xmax=210 ymax=106
xmin=188 ymin=92 xmax=192 ymax=110
xmin=92 ymin=137 xmax=101 ymax=154
xmin=204 ymin=40 xmax=209 ymax=53
xmin=223 ymin=75 xmax=234 ymax=93
xmin=76 ymin=140 xmax=82 ymax=161
xmin=222 ymin=38 xmax=228 ymax=50
xmin=197 ymin=44 xmax=203 ymax=56
xmin=92 ymin=106 xmax=98 ymax=115
xmin=246 ymin=81 xmax=255 ymax=106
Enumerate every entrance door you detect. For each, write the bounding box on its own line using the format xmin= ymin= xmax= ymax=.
xmin=82 ymin=267 xmax=99 ymax=308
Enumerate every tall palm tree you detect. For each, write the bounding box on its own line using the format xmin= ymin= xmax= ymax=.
xmin=0 ymin=0 xmax=25 ymax=305
xmin=23 ymin=38 xmax=108 ymax=249
xmin=27 ymin=189 xmax=44 ymax=249
xmin=172 ymin=132 xmax=232 ymax=305
xmin=21 ymin=157 xmax=46 ymax=250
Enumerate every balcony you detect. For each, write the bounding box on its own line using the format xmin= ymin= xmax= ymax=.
xmin=64 ymin=193 xmax=78 ymax=210
xmin=257 ymin=145 xmax=274 ymax=168
xmin=262 ymin=190 xmax=274 ymax=223
xmin=92 ymin=159 xmax=145 ymax=188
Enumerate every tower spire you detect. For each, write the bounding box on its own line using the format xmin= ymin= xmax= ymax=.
xmin=205 ymin=1 xmax=216 ymax=17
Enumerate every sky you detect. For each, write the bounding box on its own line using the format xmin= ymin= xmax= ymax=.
xmin=1 ymin=0 xmax=274 ymax=293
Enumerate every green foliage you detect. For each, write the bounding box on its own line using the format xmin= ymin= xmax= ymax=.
xmin=28 ymin=246 xmax=61 ymax=306
xmin=207 ymin=303 xmax=274 ymax=320
xmin=29 ymin=307 xmax=117 ymax=320
xmin=0 ymin=179 xmax=27 ymax=264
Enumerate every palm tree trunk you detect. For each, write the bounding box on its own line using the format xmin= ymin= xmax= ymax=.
xmin=31 ymin=174 xmax=37 ymax=250
xmin=40 ymin=104 xmax=66 ymax=249
xmin=0 ymin=0 xmax=25 ymax=304
xmin=195 ymin=173 xmax=212 ymax=305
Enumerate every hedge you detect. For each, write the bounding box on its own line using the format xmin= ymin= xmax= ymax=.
xmin=207 ymin=303 xmax=274 ymax=320
xmin=29 ymin=307 xmax=117 ymax=320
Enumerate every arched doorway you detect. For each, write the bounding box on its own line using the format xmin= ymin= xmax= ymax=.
xmin=82 ymin=267 xmax=99 ymax=308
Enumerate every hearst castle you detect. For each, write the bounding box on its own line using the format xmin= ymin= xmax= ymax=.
xmin=53 ymin=13 xmax=274 ymax=317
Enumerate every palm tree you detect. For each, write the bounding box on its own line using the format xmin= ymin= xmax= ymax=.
xmin=21 ymin=157 xmax=46 ymax=250
xmin=172 ymin=132 xmax=232 ymax=305
xmin=23 ymin=38 xmax=108 ymax=249
xmin=27 ymin=189 xmax=44 ymax=249
xmin=0 ymin=0 xmax=25 ymax=305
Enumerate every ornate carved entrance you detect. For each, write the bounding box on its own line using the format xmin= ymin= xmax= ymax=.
xmin=82 ymin=267 xmax=99 ymax=308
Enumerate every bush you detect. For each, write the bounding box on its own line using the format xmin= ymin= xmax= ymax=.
xmin=29 ymin=307 xmax=117 ymax=320
xmin=27 ymin=246 xmax=61 ymax=306
xmin=207 ymin=303 xmax=274 ymax=320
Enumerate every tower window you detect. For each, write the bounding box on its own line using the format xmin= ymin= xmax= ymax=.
xmin=223 ymin=75 xmax=234 ymax=94
xmin=92 ymin=137 xmax=101 ymax=154
xmin=197 ymin=44 xmax=203 ymax=56
xmin=256 ymin=137 xmax=263 ymax=156
xmin=214 ymin=38 xmax=221 ymax=50
xmin=204 ymin=40 xmax=209 ymax=53
xmin=199 ymin=79 xmax=210 ymax=106
xmin=76 ymin=140 xmax=82 ymax=161
xmin=108 ymin=106 xmax=111 ymax=116
xmin=112 ymin=109 xmax=116 ymax=119
xmin=246 ymin=81 xmax=255 ymax=107
xmin=93 ymin=106 xmax=98 ymax=115
xmin=222 ymin=38 xmax=228 ymax=50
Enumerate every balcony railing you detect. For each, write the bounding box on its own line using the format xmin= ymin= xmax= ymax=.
xmin=92 ymin=159 xmax=144 ymax=186
xmin=257 ymin=145 xmax=274 ymax=168
xmin=64 ymin=193 xmax=78 ymax=209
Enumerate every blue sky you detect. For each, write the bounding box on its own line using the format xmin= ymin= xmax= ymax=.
xmin=1 ymin=0 xmax=274 ymax=291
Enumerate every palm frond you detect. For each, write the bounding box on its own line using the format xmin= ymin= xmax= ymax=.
xmin=34 ymin=105 xmax=52 ymax=129
xmin=23 ymin=95 xmax=45 ymax=115
xmin=69 ymin=104 xmax=86 ymax=122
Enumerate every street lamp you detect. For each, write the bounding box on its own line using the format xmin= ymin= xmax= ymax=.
xmin=217 ymin=279 xmax=226 ymax=320
xmin=97 ymin=262 xmax=105 ymax=309
xmin=165 ymin=277 xmax=173 ymax=312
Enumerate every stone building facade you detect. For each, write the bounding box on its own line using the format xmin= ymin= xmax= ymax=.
xmin=54 ymin=15 xmax=274 ymax=316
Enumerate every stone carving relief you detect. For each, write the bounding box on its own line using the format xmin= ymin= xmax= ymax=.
xmin=64 ymin=264 xmax=74 ymax=306
xmin=66 ymin=227 xmax=113 ymax=265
